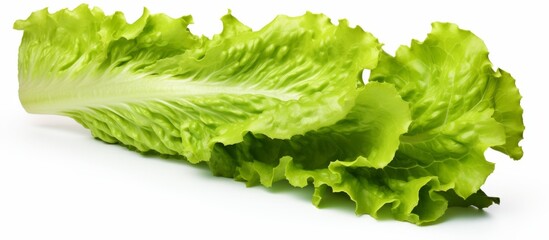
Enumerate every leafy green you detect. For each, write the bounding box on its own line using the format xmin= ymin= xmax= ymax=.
xmin=369 ymin=22 xmax=524 ymax=222
xmin=14 ymin=5 xmax=381 ymax=164
xmin=14 ymin=5 xmax=524 ymax=225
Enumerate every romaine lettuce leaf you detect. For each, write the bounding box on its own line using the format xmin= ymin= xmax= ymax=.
xmin=14 ymin=5 xmax=381 ymax=164
xmin=14 ymin=6 xmax=524 ymax=225
xmin=369 ymin=22 xmax=524 ymax=222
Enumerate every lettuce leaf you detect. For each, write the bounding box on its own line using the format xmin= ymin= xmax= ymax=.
xmin=14 ymin=5 xmax=524 ymax=225
xmin=14 ymin=5 xmax=380 ymax=164
xmin=369 ymin=22 xmax=524 ymax=222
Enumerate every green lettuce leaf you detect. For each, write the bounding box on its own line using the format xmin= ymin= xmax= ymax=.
xmin=14 ymin=5 xmax=523 ymax=225
xmin=14 ymin=5 xmax=381 ymax=164
xmin=369 ymin=22 xmax=524 ymax=222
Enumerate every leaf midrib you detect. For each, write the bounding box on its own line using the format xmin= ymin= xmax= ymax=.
xmin=19 ymin=74 xmax=301 ymax=115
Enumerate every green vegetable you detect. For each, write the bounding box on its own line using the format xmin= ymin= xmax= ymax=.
xmin=14 ymin=5 xmax=524 ymax=224
xmin=369 ymin=23 xmax=524 ymax=222
xmin=14 ymin=5 xmax=380 ymax=163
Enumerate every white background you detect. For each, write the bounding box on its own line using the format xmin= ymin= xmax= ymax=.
xmin=1 ymin=0 xmax=547 ymax=239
